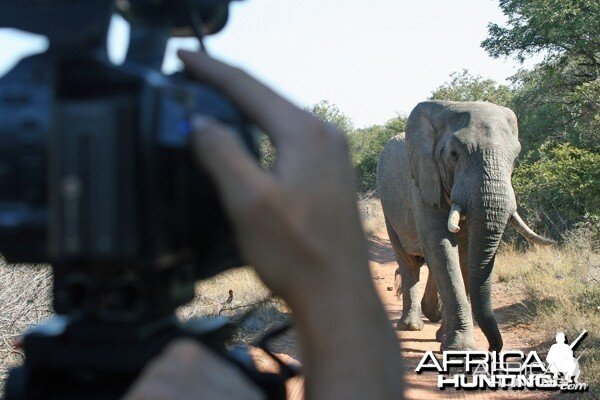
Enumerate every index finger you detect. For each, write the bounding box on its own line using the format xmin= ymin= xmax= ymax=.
xmin=178 ymin=50 xmax=308 ymax=147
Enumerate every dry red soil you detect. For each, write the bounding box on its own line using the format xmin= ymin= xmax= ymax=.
xmin=369 ymin=230 xmax=552 ymax=400
xmin=256 ymin=229 xmax=554 ymax=400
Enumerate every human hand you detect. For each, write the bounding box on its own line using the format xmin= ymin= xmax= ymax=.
xmin=178 ymin=50 xmax=370 ymax=311
xmin=178 ymin=50 xmax=403 ymax=400
xmin=124 ymin=340 xmax=264 ymax=400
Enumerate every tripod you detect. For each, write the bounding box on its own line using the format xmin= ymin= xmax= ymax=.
xmin=4 ymin=265 xmax=294 ymax=400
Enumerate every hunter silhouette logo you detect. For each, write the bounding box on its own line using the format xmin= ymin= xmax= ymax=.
xmin=546 ymin=330 xmax=587 ymax=385
xmin=415 ymin=329 xmax=589 ymax=392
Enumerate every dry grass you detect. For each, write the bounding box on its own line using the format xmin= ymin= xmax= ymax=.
xmin=177 ymin=267 xmax=289 ymax=343
xmin=3 ymin=197 xmax=597 ymax=396
xmin=0 ymin=259 xmax=288 ymax=391
xmin=495 ymin=231 xmax=600 ymax=395
xmin=0 ymin=259 xmax=52 ymax=387
xmin=359 ymin=193 xmax=386 ymax=237
xmin=360 ymin=195 xmax=600 ymax=395
xmin=0 ymin=196 xmax=384 ymax=390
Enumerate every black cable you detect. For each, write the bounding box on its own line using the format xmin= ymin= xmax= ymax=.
xmin=181 ymin=0 xmax=209 ymax=54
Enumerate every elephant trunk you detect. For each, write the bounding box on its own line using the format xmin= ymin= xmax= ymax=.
xmin=467 ymin=209 xmax=505 ymax=352
xmin=465 ymin=150 xmax=513 ymax=352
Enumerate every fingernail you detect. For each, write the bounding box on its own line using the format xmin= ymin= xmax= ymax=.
xmin=192 ymin=115 xmax=212 ymax=133
xmin=177 ymin=49 xmax=193 ymax=58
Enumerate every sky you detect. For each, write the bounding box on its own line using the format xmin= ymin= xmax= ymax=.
xmin=0 ymin=0 xmax=534 ymax=128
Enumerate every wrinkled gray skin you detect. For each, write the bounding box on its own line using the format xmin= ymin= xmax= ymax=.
xmin=377 ymin=101 xmax=553 ymax=351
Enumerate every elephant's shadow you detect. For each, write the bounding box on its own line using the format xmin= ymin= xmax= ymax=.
xmin=368 ymin=236 xmax=396 ymax=264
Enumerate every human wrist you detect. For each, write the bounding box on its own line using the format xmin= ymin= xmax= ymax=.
xmin=289 ymin=263 xmax=404 ymax=399
xmin=289 ymin=261 xmax=392 ymax=351
xmin=285 ymin=258 xmax=374 ymax=322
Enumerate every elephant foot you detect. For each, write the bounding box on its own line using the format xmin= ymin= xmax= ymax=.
xmin=421 ymin=297 xmax=442 ymax=323
xmin=397 ymin=312 xmax=424 ymax=331
xmin=441 ymin=331 xmax=476 ymax=351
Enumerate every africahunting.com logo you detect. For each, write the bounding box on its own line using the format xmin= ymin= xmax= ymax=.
xmin=416 ymin=330 xmax=589 ymax=392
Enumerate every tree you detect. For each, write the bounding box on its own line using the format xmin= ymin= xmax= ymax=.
xmin=509 ymin=65 xmax=600 ymax=153
xmin=512 ymin=143 xmax=600 ymax=239
xmin=429 ymin=69 xmax=513 ymax=107
xmin=482 ymin=0 xmax=599 ymax=152
xmin=348 ymin=115 xmax=407 ymax=191
xmin=305 ymin=100 xmax=353 ymax=134
xmin=482 ymin=0 xmax=599 ymax=65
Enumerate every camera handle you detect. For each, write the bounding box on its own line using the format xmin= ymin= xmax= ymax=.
xmin=5 ymin=316 xmax=297 ymax=400
xmin=124 ymin=0 xmax=211 ymax=70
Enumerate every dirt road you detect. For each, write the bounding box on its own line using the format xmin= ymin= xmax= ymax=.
xmin=262 ymin=229 xmax=553 ymax=399
xmin=368 ymin=231 xmax=551 ymax=400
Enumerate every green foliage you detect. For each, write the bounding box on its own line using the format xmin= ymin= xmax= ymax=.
xmin=304 ymin=102 xmax=407 ymax=192
xmin=259 ymin=99 xmax=406 ymax=192
xmin=259 ymin=134 xmax=276 ymax=169
xmin=429 ymin=69 xmax=513 ymax=107
xmin=510 ymin=64 xmax=600 ymax=154
xmin=483 ymin=0 xmax=600 ymax=153
xmin=577 ymin=284 xmax=600 ymax=314
xmin=348 ymin=116 xmax=407 ymax=191
xmin=512 ymin=143 xmax=600 ymax=239
xmin=481 ymin=0 xmax=600 ymax=241
xmin=263 ymin=1 xmax=598 ymax=246
xmin=305 ymin=100 xmax=353 ymax=134
xmin=482 ymin=0 xmax=600 ymax=64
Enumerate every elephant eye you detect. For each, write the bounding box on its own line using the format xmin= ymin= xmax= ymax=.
xmin=450 ymin=150 xmax=458 ymax=160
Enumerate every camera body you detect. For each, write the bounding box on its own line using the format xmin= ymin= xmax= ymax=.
xmin=0 ymin=0 xmax=257 ymax=320
xmin=1 ymin=2 xmax=292 ymax=400
xmin=0 ymin=0 xmax=296 ymax=400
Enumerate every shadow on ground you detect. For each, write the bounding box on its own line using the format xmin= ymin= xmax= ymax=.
xmin=368 ymin=236 xmax=396 ymax=264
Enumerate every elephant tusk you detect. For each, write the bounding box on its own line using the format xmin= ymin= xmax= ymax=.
xmin=447 ymin=204 xmax=462 ymax=233
xmin=509 ymin=212 xmax=554 ymax=246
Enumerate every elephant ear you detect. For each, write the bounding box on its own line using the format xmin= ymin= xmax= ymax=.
xmin=501 ymin=106 xmax=519 ymax=138
xmin=405 ymin=102 xmax=443 ymax=208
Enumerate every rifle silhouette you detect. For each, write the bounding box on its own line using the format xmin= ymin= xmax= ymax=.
xmin=569 ymin=330 xmax=588 ymax=350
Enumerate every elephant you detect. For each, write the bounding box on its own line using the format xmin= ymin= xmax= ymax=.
xmin=376 ymin=100 xmax=553 ymax=351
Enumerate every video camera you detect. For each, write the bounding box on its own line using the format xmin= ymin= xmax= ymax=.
xmin=0 ymin=1 xmax=293 ymax=398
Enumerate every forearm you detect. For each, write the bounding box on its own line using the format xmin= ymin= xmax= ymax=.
xmin=291 ymin=266 xmax=404 ymax=400
xmin=179 ymin=50 xmax=406 ymax=399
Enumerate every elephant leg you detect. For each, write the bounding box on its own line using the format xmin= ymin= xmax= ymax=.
xmin=396 ymin=253 xmax=424 ymax=331
xmin=385 ymin=218 xmax=424 ymax=331
xmin=425 ymin=247 xmax=474 ymax=350
xmin=421 ymin=267 xmax=442 ymax=322
xmin=416 ymin=209 xmax=475 ymax=350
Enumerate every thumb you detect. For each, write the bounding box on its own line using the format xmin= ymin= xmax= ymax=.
xmin=191 ymin=116 xmax=271 ymax=211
